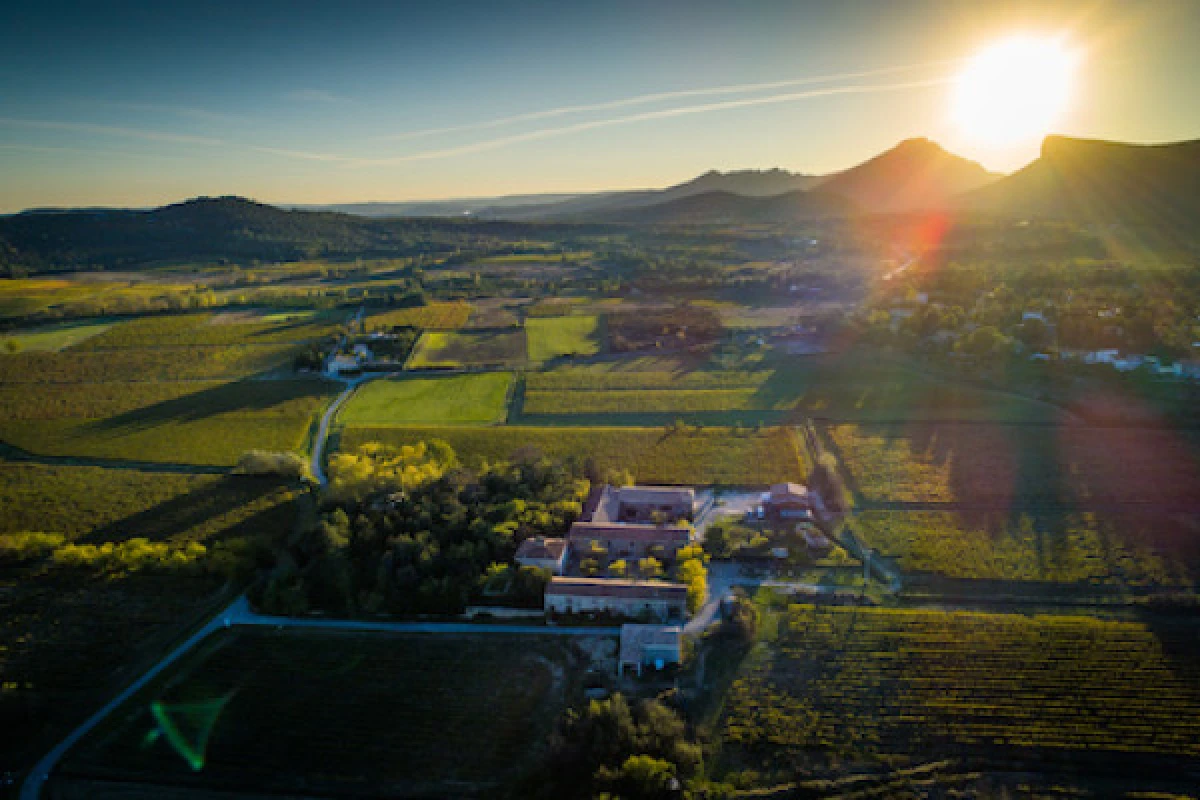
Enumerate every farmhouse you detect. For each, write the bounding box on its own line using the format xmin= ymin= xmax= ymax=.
xmin=761 ymin=482 xmax=814 ymax=523
xmin=325 ymin=354 xmax=360 ymax=376
xmin=583 ymin=484 xmax=695 ymax=523
xmin=514 ymin=536 xmax=568 ymax=575
xmin=544 ymin=577 xmax=687 ymax=622
xmin=568 ymin=521 xmax=691 ymax=562
xmin=618 ymin=624 xmax=683 ymax=676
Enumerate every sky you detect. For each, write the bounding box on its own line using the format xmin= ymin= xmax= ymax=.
xmin=1 ymin=0 xmax=1198 ymax=211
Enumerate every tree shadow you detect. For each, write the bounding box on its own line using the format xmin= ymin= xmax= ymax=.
xmin=89 ymin=379 xmax=335 ymax=433
xmin=80 ymin=475 xmax=300 ymax=547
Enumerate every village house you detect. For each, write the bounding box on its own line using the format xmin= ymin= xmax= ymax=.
xmin=544 ymin=577 xmax=687 ymax=622
xmin=567 ymin=521 xmax=691 ymax=562
xmin=514 ymin=536 xmax=568 ymax=575
xmin=325 ymin=353 xmax=360 ymax=377
xmin=759 ymin=482 xmax=814 ymax=524
xmin=582 ymin=484 xmax=695 ymax=523
xmin=618 ymin=624 xmax=683 ymax=676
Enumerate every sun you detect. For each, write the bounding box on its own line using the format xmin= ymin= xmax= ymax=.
xmin=952 ymin=35 xmax=1075 ymax=147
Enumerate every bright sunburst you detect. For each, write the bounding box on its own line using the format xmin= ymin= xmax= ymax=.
xmin=952 ymin=35 xmax=1075 ymax=147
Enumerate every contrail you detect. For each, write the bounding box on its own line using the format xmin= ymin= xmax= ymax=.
xmin=376 ymin=58 xmax=961 ymax=142
xmin=355 ymin=76 xmax=952 ymax=167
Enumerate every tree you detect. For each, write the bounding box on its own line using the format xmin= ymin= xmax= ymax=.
xmin=637 ymin=557 xmax=664 ymax=579
xmin=596 ymin=754 xmax=677 ymax=799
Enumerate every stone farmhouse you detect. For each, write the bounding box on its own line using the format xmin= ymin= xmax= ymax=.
xmin=567 ymin=521 xmax=691 ymax=563
xmin=544 ymin=577 xmax=687 ymax=622
xmin=584 ymin=484 xmax=695 ymax=524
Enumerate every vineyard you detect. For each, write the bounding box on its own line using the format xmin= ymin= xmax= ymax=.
xmin=71 ymin=310 xmax=346 ymax=349
xmin=824 ymin=423 xmax=1200 ymax=506
xmin=525 ymin=315 xmax=602 ymax=361
xmin=364 ymin=300 xmax=472 ymax=330
xmin=0 ymin=344 xmax=303 ymax=384
xmin=407 ymin=329 xmax=527 ymax=368
xmin=849 ymin=510 xmax=1200 ymax=588
xmin=63 ymin=630 xmax=576 ymax=793
xmin=0 ymin=379 xmax=337 ymax=465
xmin=720 ymin=606 xmax=1200 ymax=780
xmin=337 ymin=424 xmax=807 ymax=485
xmin=0 ymin=465 xmax=304 ymax=767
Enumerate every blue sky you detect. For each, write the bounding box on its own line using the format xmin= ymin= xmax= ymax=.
xmin=2 ymin=0 xmax=1198 ymax=211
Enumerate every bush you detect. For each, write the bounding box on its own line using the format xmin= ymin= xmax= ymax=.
xmin=235 ymin=450 xmax=312 ymax=481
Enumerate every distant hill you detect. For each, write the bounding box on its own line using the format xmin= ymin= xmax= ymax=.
xmin=816 ymin=138 xmax=1000 ymax=212
xmin=290 ymin=193 xmax=589 ymax=218
xmin=597 ymin=187 xmax=856 ymax=225
xmin=476 ymin=168 xmax=821 ymax=220
xmin=957 ymin=135 xmax=1200 ymax=238
xmin=0 ymin=196 xmax=608 ymax=271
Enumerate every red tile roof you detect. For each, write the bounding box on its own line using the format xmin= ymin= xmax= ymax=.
xmin=568 ymin=521 xmax=691 ymax=545
xmin=545 ymin=577 xmax=687 ymax=600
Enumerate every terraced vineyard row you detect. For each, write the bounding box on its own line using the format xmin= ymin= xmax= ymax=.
xmin=722 ymin=606 xmax=1200 ymax=774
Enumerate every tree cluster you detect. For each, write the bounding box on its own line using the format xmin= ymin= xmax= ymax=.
xmin=258 ymin=441 xmax=588 ymax=616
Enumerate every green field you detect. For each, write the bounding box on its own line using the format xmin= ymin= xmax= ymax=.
xmin=364 ymin=300 xmax=472 ymax=331
xmin=849 ymin=510 xmax=1199 ymax=588
xmin=339 ymin=373 xmax=513 ymax=425
xmin=407 ymin=329 xmax=526 ymax=368
xmin=525 ymin=315 xmax=601 ymax=361
xmin=63 ymin=630 xmax=576 ymax=794
xmin=824 ymin=423 xmax=1200 ymax=506
xmin=0 ymin=320 xmax=115 ymax=352
xmin=0 ymin=379 xmax=337 ymax=466
xmin=337 ymin=424 xmax=807 ymax=485
xmin=720 ymin=606 xmax=1200 ymax=779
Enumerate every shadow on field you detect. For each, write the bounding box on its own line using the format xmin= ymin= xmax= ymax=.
xmin=80 ymin=475 xmax=299 ymax=546
xmin=89 ymin=379 xmax=334 ymax=432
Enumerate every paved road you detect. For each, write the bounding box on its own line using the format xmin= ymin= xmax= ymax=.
xmin=310 ymin=376 xmax=367 ymax=487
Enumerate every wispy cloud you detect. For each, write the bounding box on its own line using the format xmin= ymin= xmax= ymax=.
xmin=0 ymin=117 xmax=223 ymax=147
xmin=376 ymin=58 xmax=961 ymax=142
xmin=356 ymin=76 xmax=953 ymax=167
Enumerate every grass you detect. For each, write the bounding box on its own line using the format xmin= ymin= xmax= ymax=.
xmin=849 ymin=510 xmax=1199 ymax=588
xmin=719 ymin=605 xmax=1200 ymax=780
xmin=64 ymin=629 xmax=576 ymax=794
xmin=0 ymin=320 xmax=115 ymax=352
xmin=0 ymin=379 xmax=338 ymax=466
xmin=337 ymin=425 xmax=807 ymax=485
xmin=525 ymin=315 xmax=601 ymax=361
xmin=338 ymin=373 xmax=513 ymax=425
xmin=364 ymin=301 xmax=472 ymax=331
xmin=824 ymin=423 xmax=1200 ymax=506
xmin=407 ymin=329 xmax=526 ymax=368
